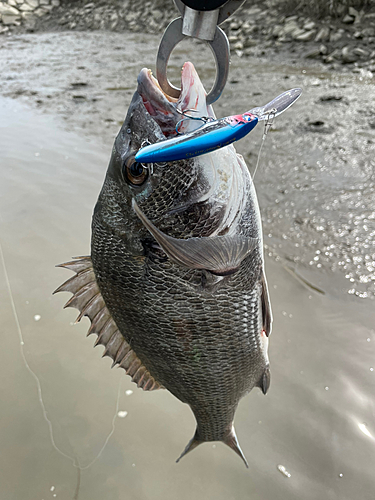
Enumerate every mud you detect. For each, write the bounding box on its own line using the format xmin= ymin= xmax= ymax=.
xmin=1 ymin=30 xmax=374 ymax=299
xmin=0 ymin=29 xmax=374 ymax=500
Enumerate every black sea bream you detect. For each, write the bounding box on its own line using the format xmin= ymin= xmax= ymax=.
xmin=56 ymin=62 xmax=272 ymax=467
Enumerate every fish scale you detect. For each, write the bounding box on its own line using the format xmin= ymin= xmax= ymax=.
xmin=91 ymin=212 xmax=265 ymax=441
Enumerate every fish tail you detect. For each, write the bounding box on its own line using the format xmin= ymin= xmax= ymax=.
xmin=223 ymin=425 xmax=249 ymax=468
xmin=176 ymin=425 xmax=248 ymax=468
xmin=176 ymin=430 xmax=202 ymax=463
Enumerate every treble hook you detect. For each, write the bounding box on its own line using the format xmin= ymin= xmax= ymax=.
xmin=175 ymin=108 xmax=214 ymax=134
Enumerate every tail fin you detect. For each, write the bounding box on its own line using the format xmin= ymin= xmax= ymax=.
xmin=223 ymin=425 xmax=249 ymax=468
xmin=176 ymin=431 xmax=202 ymax=463
xmin=176 ymin=426 xmax=248 ymax=468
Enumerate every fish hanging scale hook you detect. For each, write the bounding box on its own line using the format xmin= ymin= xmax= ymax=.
xmin=156 ymin=1 xmax=246 ymax=104
xmin=156 ymin=18 xmax=229 ymax=105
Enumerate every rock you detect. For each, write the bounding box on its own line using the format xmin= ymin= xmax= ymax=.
xmin=19 ymin=4 xmax=35 ymax=12
xmin=324 ymin=49 xmax=339 ymax=63
xmin=342 ymin=14 xmax=354 ymax=24
xmin=315 ymin=26 xmax=330 ymax=42
xmin=2 ymin=14 xmax=20 ymax=25
xmin=284 ymin=15 xmax=298 ymax=23
xmin=305 ymin=48 xmax=320 ymax=59
xmin=21 ymin=11 xmax=34 ymax=18
xmin=39 ymin=0 xmax=51 ymax=4
xmin=341 ymin=46 xmax=359 ymax=63
xmin=303 ymin=21 xmax=315 ymax=30
xmin=51 ymin=0 xmax=59 ymax=6
xmin=291 ymin=27 xmax=305 ymax=39
xmin=26 ymin=0 xmax=40 ymax=7
xmin=348 ymin=7 xmax=359 ymax=18
xmin=306 ymin=120 xmax=333 ymax=134
xmin=320 ymin=44 xmax=328 ymax=55
xmin=353 ymin=47 xmax=370 ymax=58
xmin=33 ymin=7 xmax=48 ymax=16
xmin=0 ymin=3 xmax=20 ymax=15
xmin=319 ymin=95 xmax=344 ymax=102
xmin=295 ymin=29 xmax=316 ymax=42
xmin=330 ymin=30 xmax=343 ymax=42
xmin=8 ymin=0 xmax=18 ymax=6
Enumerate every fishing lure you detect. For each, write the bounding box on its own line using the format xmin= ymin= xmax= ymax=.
xmin=135 ymin=88 xmax=302 ymax=164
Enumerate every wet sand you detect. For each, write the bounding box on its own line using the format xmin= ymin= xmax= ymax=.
xmin=0 ymin=31 xmax=374 ymax=500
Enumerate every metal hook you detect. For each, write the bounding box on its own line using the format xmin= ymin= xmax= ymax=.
xmin=262 ymin=107 xmax=277 ymax=138
xmin=175 ymin=108 xmax=214 ymax=134
xmin=156 ymin=17 xmax=230 ymax=105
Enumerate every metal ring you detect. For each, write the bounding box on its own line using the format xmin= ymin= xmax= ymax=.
xmin=156 ymin=17 xmax=230 ymax=105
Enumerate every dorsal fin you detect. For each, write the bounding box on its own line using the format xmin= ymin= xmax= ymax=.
xmin=133 ymin=200 xmax=258 ymax=275
xmin=54 ymin=256 xmax=163 ymax=391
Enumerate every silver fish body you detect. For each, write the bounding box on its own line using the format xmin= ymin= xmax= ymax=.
xmin=57 ymin=63 xmax=272 ymax=466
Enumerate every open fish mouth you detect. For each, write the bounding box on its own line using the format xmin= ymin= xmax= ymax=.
xmin=137 ymin=62 xmax=214 ymax=137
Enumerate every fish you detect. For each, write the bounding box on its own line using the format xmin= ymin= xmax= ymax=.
xmin=55 ymin=61 xmax=273 ymax=468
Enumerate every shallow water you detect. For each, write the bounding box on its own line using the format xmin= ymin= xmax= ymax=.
xmin=0 ymin=32 xmax=374 ymax=500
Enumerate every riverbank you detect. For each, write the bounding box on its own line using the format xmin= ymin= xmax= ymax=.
xmin=1 ymin=0 xmax=374 ymax=71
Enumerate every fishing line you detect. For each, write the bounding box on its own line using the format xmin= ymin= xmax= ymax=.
xmin=252 ymin=111 xmax=275 ymax=181
xmin=0 ymin=239 xmax=123 ymax=471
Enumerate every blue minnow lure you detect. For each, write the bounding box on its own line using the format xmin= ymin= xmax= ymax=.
xmin=135 ymin=88 xmax=302 ymax=164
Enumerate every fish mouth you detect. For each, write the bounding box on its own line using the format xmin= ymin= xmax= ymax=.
xmin=137 ymin=62 xmax=214 ymax=137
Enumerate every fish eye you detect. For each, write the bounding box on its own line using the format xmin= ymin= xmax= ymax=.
xmin=123 ymin=156 xmax=149 ymax=186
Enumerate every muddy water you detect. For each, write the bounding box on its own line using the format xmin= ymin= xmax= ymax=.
xmin=0 ymin=32 xmax=374 ymax=500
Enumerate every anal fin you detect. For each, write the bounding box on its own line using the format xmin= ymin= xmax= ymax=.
xmin=54 ymin=256 xmax=163 ymax=391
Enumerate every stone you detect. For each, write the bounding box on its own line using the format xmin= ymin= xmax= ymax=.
xmin=315 ymin=26 xmax=330 ymax=42
xmin=324 ymin=49 xmax=339 ymax=63
xmin=342 ymin=14 xmax=354 ymax=24
xmin=304 ymin=21 xmax=315 ymax=30
xmin=26 ymin=0 xmax=39 ymax=7
xmin=305 ymin=48 xmax=320 ymax=59
xmin=19 ymin=4 xmax=35 ymax=11
xmin=21 ymin=11 xmax=34 ymax=18
xmin=8 ymin=0 xmax=18 ymax=6
xmin=330 ymin=30 xmax=343 ymax=42
xmin=320 ymin=44 xmax=328 ymax=55
xmin=33 ymin=6 xmax=48 ymax=16
xmin=348 ymin=7 xmax=359 ymax=18
xmin=295 ymin=29 xmax=316 ymax=41
xmin=39 ymin=0 xmax=50 ymax=4
xmin=291 ymin=27 xmax=305 ymax=39
xmin=341 ymin=46 xmax=359 ymax=63
xmin=282 ymin=22 xmax=299 ymax=36
xmin=353 ymin=47 xmax=370 ymax=58
xmin=2 ymin=14 xmax=20 ymax=24
xmin=0 ymin=3 xmax=20 ymax=15
xmin=51 ymin=0 xmax=59 ymax=6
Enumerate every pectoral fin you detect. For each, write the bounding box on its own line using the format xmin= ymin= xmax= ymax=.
xmin=261 ymin=272 xmax=272 ymax=337
xmin=133 ymin=200 xmax=258 ymax=275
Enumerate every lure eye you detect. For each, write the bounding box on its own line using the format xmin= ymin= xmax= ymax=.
xmin=123 ymin=156 xmax=148 ymax=186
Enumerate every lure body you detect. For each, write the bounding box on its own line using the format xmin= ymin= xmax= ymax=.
xmin=135 ymin=87 xmax=302 ymax=164
xmin=135 ymin=113 xmax=258 ymax=163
